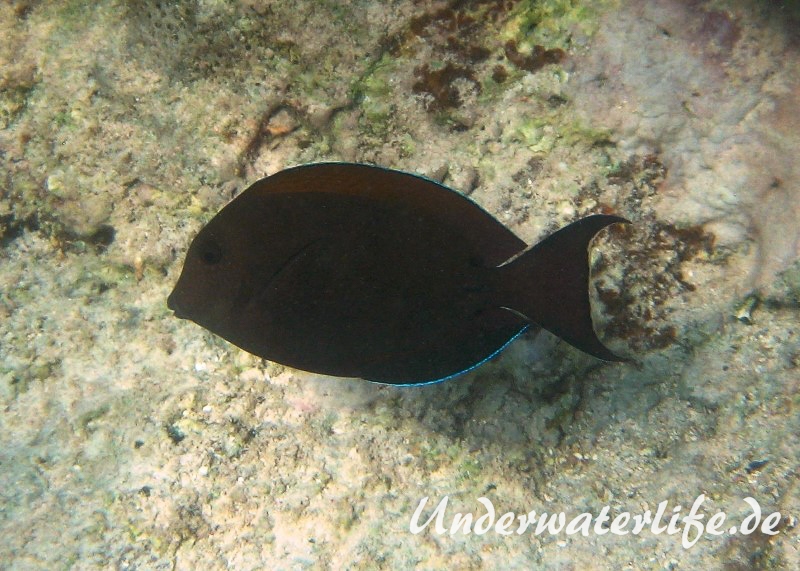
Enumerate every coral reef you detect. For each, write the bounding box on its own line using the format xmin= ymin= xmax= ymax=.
xmin=570 ymin=0 xmax=800 ymax=292
xmin=1 ymin=0 xmax=798 ymax=569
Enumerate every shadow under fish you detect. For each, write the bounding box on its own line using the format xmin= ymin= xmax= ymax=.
xmin=168 ymin=163 xmax=629 ymax=385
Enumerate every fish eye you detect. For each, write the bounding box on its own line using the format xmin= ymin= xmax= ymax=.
xmin=198 ymin=239 xmax=223 ymax=265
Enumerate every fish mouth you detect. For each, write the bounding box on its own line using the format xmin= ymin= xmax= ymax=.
xmin=167 ymin=290 xmax=186 ymax=319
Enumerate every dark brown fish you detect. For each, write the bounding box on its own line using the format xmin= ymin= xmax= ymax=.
xmin=168 ymin=163 xmax=627 ymax=385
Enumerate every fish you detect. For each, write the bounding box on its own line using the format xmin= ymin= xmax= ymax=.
xmin=167 ymin=162 xmax=628 ymax=385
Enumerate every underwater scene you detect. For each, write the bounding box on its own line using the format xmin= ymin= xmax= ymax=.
xmin=1 ymin=0 xmax=798 ymax=569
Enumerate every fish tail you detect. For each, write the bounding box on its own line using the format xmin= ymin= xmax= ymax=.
xmin=496 ymin=214 xmax=629 ymax=361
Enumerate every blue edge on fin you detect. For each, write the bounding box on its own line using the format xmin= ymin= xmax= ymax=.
xmin=371 ymin=326 xmax=530 ymax=387
xmin=284 ymin=165 xmax=529 ymax=387
xmin=295 ymin=163 xmax=532 ymax=388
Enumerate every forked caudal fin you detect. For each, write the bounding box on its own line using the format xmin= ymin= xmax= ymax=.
xmin=496 ymin=214 xmax=629 ymax=361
